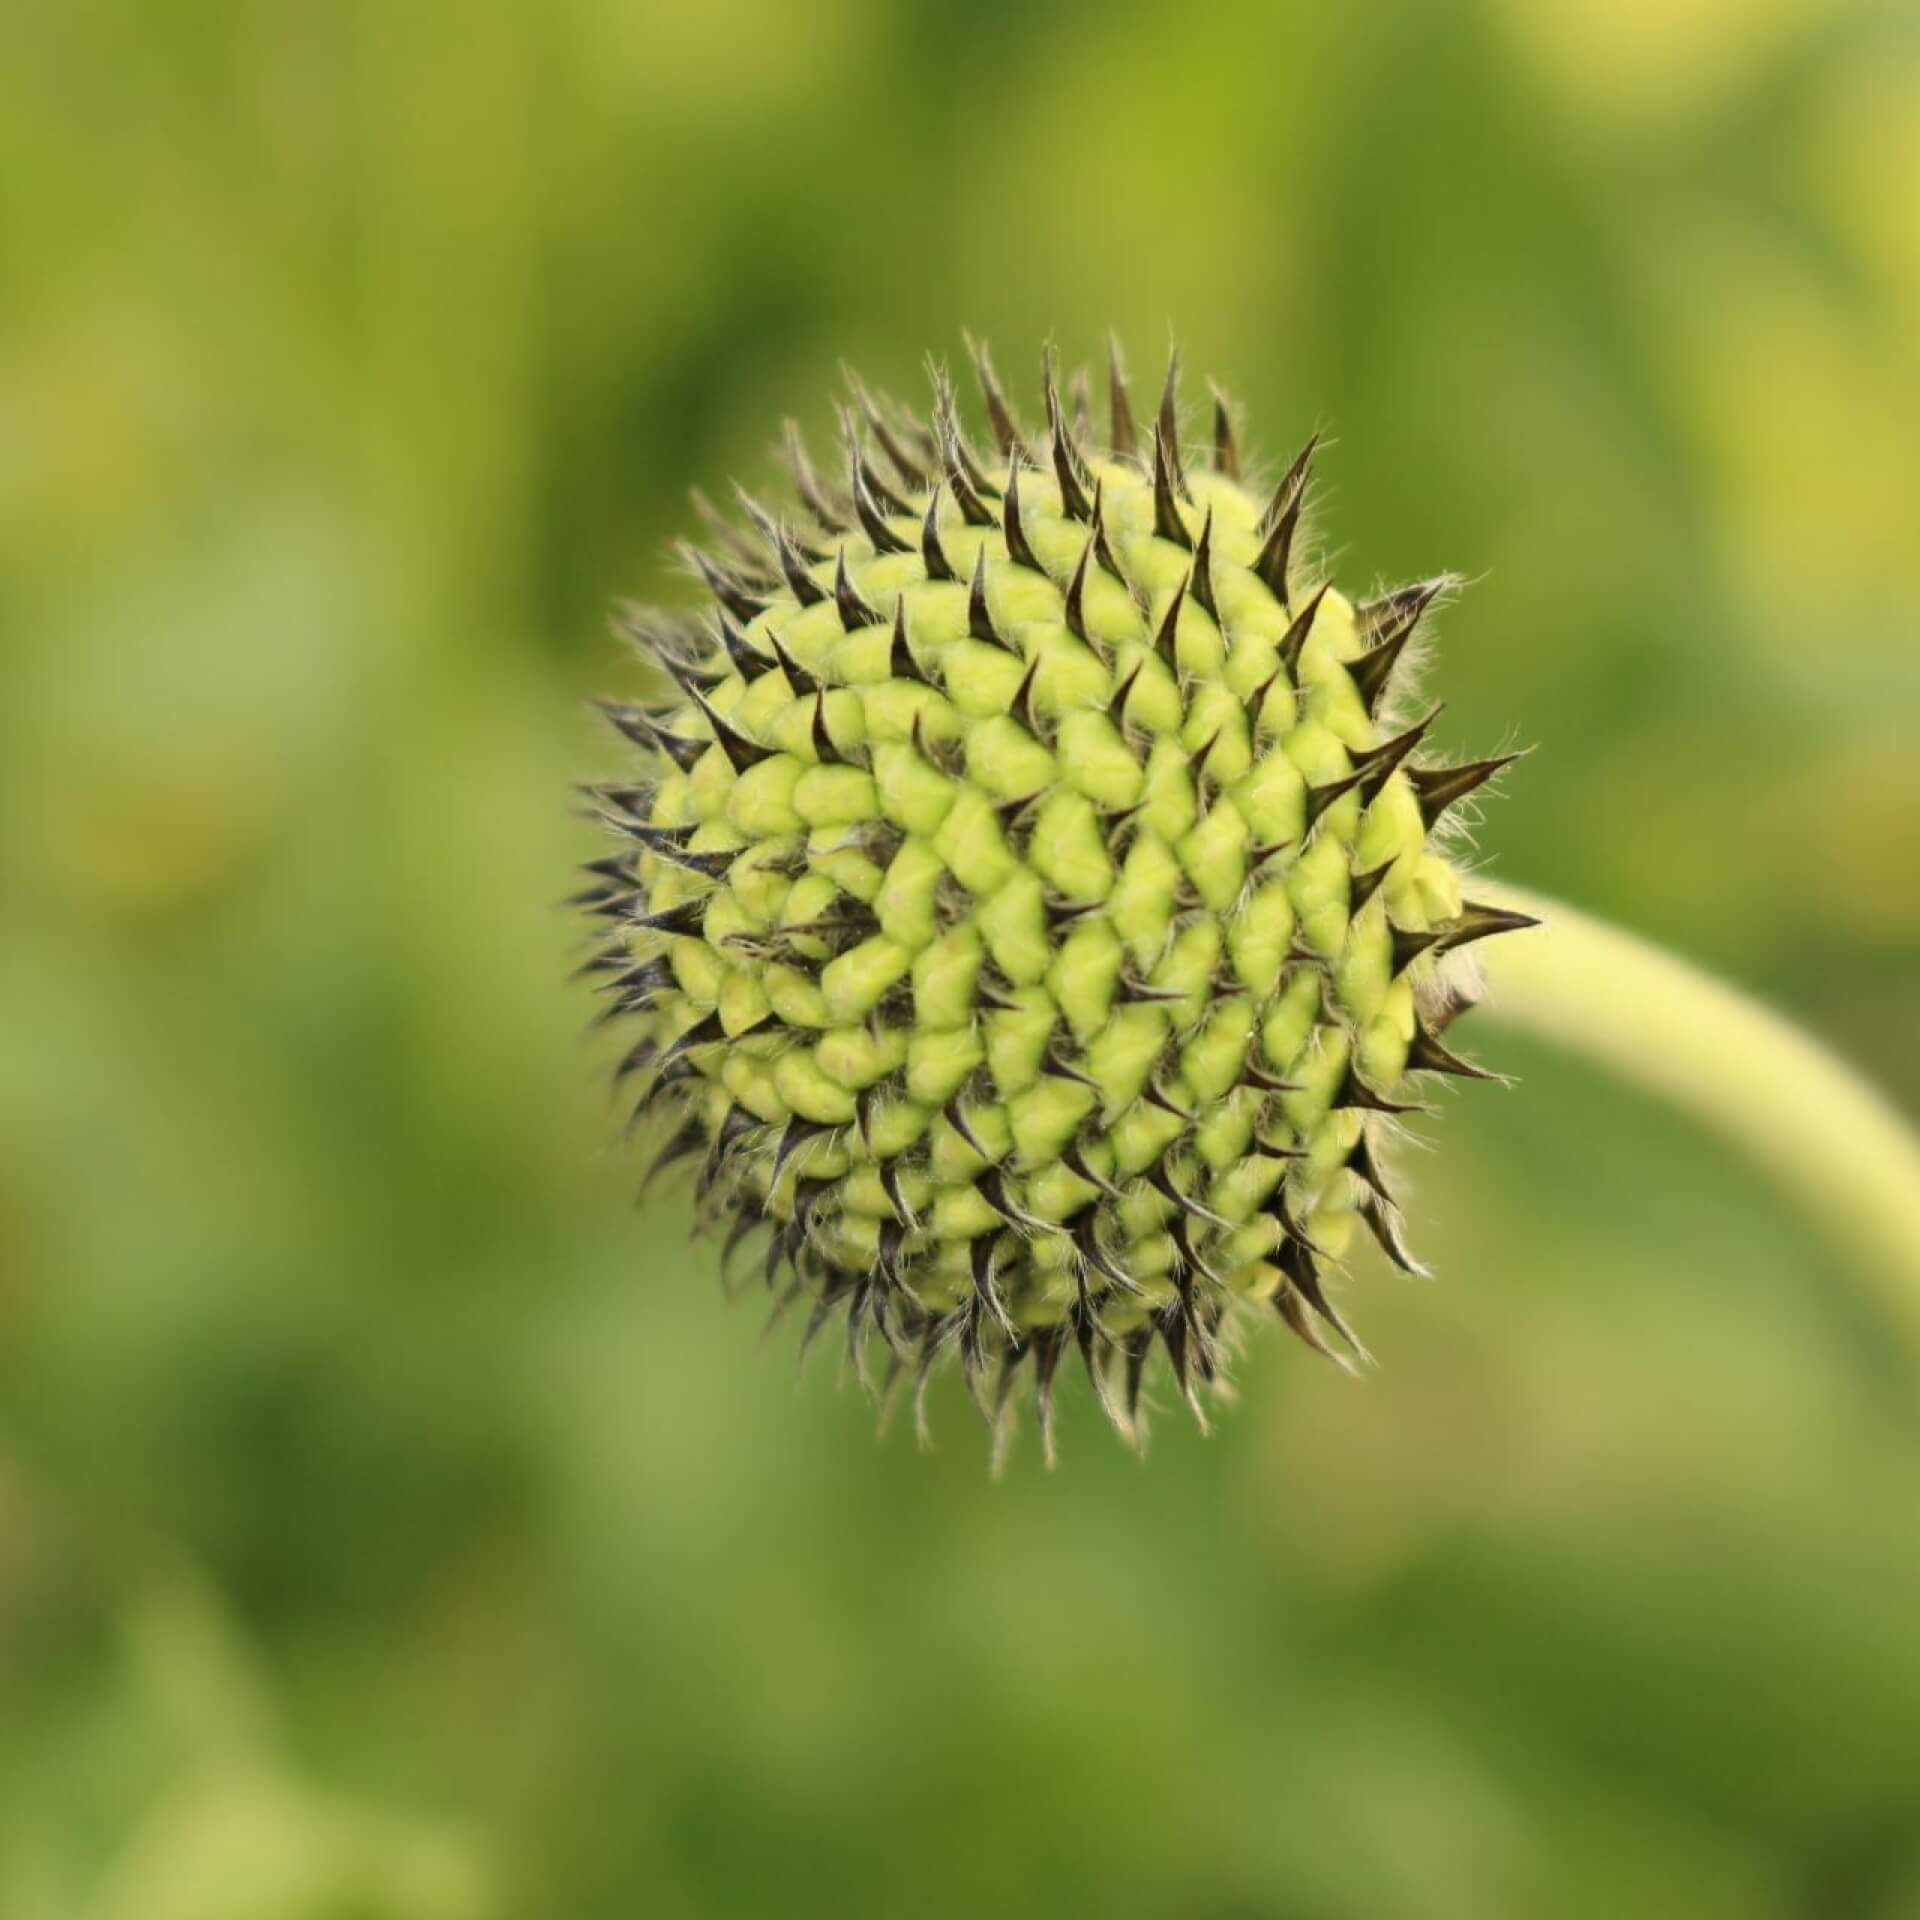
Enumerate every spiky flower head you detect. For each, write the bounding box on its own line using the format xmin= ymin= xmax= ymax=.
xmin=577 ymin=339 xmax=1532 ymax=1459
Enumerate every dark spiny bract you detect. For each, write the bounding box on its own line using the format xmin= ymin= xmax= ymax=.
xmin=579 ymin=339 xmax=1532 ymax=1461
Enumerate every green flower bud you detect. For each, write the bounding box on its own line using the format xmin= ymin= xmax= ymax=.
xmin=578 ymin=340 xmax=1533 ymax=1458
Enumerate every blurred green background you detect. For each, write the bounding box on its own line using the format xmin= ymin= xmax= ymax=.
xmin=4 ymin=0 xmax=1919 ymax=1914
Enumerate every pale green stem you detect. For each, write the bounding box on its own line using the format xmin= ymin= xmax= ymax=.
xmin=1472 ymin=880 xmax=1920 ymax=1357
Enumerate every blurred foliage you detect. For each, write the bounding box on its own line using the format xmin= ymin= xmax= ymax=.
xmin=3 ymin=0 xmax=1919 ymax=1914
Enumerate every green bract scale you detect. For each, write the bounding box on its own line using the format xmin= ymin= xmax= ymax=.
xmin=578 ymin=340 xmax=1534 ymax=1459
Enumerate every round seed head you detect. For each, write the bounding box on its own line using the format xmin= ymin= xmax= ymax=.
xmin=579 ymin=341 xmax=1531 ymax=1459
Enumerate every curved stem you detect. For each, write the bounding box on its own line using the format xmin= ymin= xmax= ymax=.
xmin=1471 ymin=880 xmax=1920 ymax=1355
